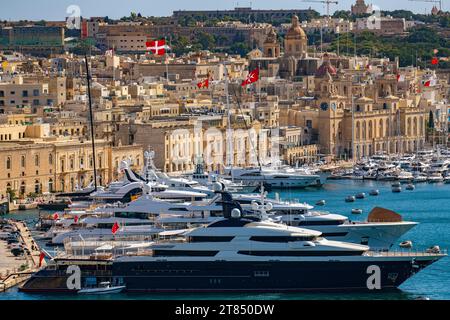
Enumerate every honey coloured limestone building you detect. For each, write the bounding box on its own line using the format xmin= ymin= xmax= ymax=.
xmin=0 ymin=134 xmax=143 ymax=200
xmin=282 ymin=54 xmax=428 ymax=159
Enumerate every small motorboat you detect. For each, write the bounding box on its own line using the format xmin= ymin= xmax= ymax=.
xmin=345 ymin=196 xmax=356 ymax=203
xmin=392 ymin=186 xmax=402 ymax=193
xmin=399 ymin=240 xmax=413 ymax=249
xmin=405 ymin=184 xmax=415 ymax=191
xmin=355 ymin=192 xmax=366 ymax=199
xmin=351 ymin=208 xmax=363 ymax=215
xmin=315 ymin=200 xmax=326 ymax=206
xmin=369 ymin=189 xmax=379 ymax=196
xmin=391 ymin=182 xmax=401 ymax=187
xmin=78 ymin=282 xmax=126 ymax=295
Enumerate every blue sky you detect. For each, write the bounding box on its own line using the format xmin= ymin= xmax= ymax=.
xmin=0 ymin=0 xmax=443 ymax=21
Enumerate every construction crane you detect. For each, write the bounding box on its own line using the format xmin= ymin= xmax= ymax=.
xmin=408 ymin=0 xmax=443 ymax=12
xmin=302 ymin=0 xmax=339 ymax=18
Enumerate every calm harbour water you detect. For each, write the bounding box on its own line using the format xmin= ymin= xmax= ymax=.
xmin=1 ymin=176 xmax=449 ymax=300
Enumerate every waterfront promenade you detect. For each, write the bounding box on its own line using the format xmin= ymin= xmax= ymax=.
xmin=0 ymin=220 xmax=43 ymax=291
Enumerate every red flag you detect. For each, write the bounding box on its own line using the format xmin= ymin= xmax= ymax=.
xmin=53 ymin=213 xmax=59 ymax=220
xmin=74 ymin=215 xmax=79 ymax=224
xmin=111 ymin=221 xmax=120 ymax=235
xmin=396 ymin=74 xmax=405 ymax=82
xmin=39 ymin=252 xmax=45 ymax=267
xmin=241 ymin=68 xmax=259 ymax=87
xmin=146 ymin=39 xmax=168 ymax=55
xmin=424 ymin=79 xmax=436 ymax=87
xmin=197 ymin=78 xmax=209 ymax=89
xmin=431 ymin=57 xmax=439 ymax=65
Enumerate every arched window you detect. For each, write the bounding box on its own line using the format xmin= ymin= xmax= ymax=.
xmin=368 ymin=121 xmax=373 ymax=139
xmin=362 ymin=121 xmax=367 ymax=140
xmin=34 ymin=180 xmax=40 ymax=194
xmin=21 ymin=155 xmax=26 ymax=168
xmin=379 ymin=119 xmax=384 ymax=138
xmin=420 ymin=116 xmax=424 ymax=135
xmin=356 ymin=122 xmax=360 ymax=139
xmin=20 ymin=181 xmax=26 ymax=195
xmin=48 ymin=179 xmax=53 ymax=193
xmin=35 ymin=154 xmax=40 ymax=166
xmin=6 ymin=157 xmax=11 ymax=170
xmin=413 ymin=117 xmax=417 ymax=135
xmin=407 ymin=118 xmax=412 ymax=136
xmin=49 ymin=153 xmax=53 ymax=165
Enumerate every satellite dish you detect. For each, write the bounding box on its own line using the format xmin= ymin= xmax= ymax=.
xmin=231 ymin=208 xmax=241 ymax=219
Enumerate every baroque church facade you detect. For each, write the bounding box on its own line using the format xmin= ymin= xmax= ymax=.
xmin=253 ymin=14 xmax=428 ymax=159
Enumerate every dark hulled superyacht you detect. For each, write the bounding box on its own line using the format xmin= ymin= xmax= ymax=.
xmin=20 ymin=192 xmax=445 ymax=293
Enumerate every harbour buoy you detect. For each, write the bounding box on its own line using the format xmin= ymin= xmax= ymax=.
xmin=345 ymin=196 xmax=356 ymax=203
xmin=369 ymin=189 xmax=379 ymax=196
xmin=351 ymin=208 xmax=363 ymax=214
xmin=315 ymin=200 xmax=326 ymax=206
xmin=399 ymin=240 xmax=413 ymax=248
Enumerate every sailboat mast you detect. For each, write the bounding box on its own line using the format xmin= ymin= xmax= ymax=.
xmin=224 ymin=63 xmax=234 ymax=180
xmin=84 ymin=54 xmax=98 ymax=191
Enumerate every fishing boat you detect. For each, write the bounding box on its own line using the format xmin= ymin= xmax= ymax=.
xmin=369 ymin=189 xmax=380 ymax=196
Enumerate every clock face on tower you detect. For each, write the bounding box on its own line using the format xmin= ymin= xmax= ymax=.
xmin=320 ymin=102 xmax=329 ymax=111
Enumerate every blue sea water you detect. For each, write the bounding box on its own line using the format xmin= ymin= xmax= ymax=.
xmin=1 ymin=176 xmax=449 ymax=300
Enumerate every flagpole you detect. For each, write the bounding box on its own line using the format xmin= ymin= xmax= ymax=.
xmin=165 ymin=37 xmax=169 ymax=83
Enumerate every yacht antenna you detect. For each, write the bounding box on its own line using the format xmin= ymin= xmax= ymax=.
xmin=84 ymin=54 xmax=98 ymax=191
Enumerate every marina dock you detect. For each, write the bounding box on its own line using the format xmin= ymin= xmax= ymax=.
xmin=0 ymin=220 xmax=43 ymax=292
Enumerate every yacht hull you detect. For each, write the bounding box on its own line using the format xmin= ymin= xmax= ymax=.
xmin=20 ymin=256 xmax=441 ymax=293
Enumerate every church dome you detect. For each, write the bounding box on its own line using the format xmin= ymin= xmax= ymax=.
xmin=285 ymin=15 xmax=307 ymax=39
xmin=315 ymin=53 xmax=337 ymax=77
